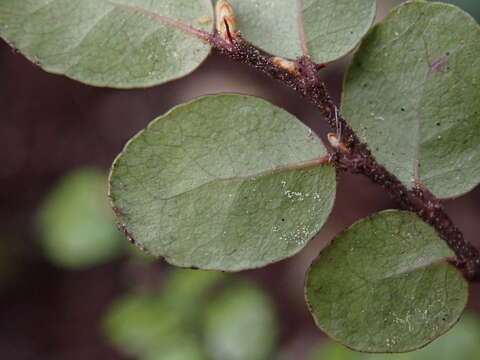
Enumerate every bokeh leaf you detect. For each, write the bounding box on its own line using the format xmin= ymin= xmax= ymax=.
xmin=0 ymin=0 xmax=213 ymax=88
xmin=37 ymin=168 xmax=124 ymax=269
xmin=342 ymin=2 xmax=480 ymax=198
xmin=309 ymin=312 xmax=480 ymax=360
xmin=104 ymin=269 xmax=224 ymax=360
xmin=305 ymin=210 xmax=468 ymax=353
xmin=161 ymin=268 xmax=227 ymax=314
xmin=109 ymin=94 xmax=336 ymax=271
xmin=104 ymin=269 xmax=277 ymax=360
xmin=204 ymin=282 xmax=277 ymax=360
xmin=229 ymin=0 xmax=376 ymax=63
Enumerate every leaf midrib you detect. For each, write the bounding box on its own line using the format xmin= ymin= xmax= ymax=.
xmin=154 ymin=157 xmax=329 ymax=202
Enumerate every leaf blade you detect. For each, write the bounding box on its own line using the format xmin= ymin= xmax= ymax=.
xmin=0 ymin=0 xmax=213 ymax=88
xmin=341 ymin=2 xmax=480 ymax=198
xmin=109 ymin=94 xmax=337 ymax=271
xmin=305 ymin=210 xmax=468 ymax=353
xmin=228 ymin=0 xmax=376 ymax=63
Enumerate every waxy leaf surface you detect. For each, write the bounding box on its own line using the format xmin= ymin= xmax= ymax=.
xmin=229 ymin=0 xmax=376 ymax=63
xmin=306 ymin=210 xmax=468 ymax=353
xmin=311 ymin=312 xmax=480 ymax=360
xmin=0 ymin=0 xmax=213 ymax=87
xmin=109 ymin=94 xmax=336 ymax=271
xmin=342 ymin=2 xmax=480 ymax=198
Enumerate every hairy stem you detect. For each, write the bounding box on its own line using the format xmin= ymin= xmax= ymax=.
xmin=209 ymin=34 xmax=480 ymax=280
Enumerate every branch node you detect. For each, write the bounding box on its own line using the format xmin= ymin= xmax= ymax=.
xmin=327 ymin=133 xmax=349 ymax=153
xmin=271 ymin=57 xmax=301 ymax=77
xmin=215 ymin=0 xmax=238 ymax=42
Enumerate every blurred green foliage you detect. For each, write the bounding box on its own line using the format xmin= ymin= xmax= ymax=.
xmin=204 ymin=283 xmax=278 ymax=360
xmin=310 ymin=312 xmax=480 ymax=360
xmin=37 ymin=168 xmax=124 ymax=269
xmin=103 ymin=269 xmax=278 ymax=360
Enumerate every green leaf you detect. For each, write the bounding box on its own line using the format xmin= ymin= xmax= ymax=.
xmin=0 ymin=0 xmax=213 ymax=88
xmin=430 ymin=1 xmax=480 ymax=21
xmin=37 ymin=168 xmax=124 ymax=269
xmin=105 ymin=292 xmax=191 ymax=359
xmin=342 ymin=1 xmax=480 ymax=198
xmin=104 ymin=269 xmax=223 ymax=360
xmin=229 ymin=0 xmax=376 ymax=63
xmin=161 ymin=269 xmax=227 ymax=314
xmin=309 ymin=312 xmax=480 ymax=360
xmin=204 ymin=282 xmax=277 ymax=360
xmin=305 ymin=210 xmax=468 ymax=353
xmin=109 ymin=94 xmax=336 ymax=271
xmin=103 ymin=269 xmax=277 ymax=360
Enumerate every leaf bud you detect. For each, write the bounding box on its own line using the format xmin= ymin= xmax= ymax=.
xmin=327 ymin=133 xmax=349 ymax=152
xmin=215 ymin=0 xmax=238 ymax=41
xmin=271 ymin=57 xmax=301 ymax=77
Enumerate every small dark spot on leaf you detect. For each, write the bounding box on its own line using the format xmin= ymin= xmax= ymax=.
xmin=436 ymin=122 xmax=441 ymax=126
xmin=401 ymin=107 xmax=405 ymax=112
xmin=445 ymin=52 xmax=450 ymax=56
xmin=281 ymin=218 xmax=285 ymax=222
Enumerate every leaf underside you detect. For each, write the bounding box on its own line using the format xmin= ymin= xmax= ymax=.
xmin=314 ymin=312 xmax=480 ymax=360
xmin=109 ymin=94 xmax=336 ymax=271
xmin=0 ymin=0 xmax=213 ymax=87
xmin=229 ymin=0 xmax=376 ymax=63
xmin=342 ymin=1 xmax=480 ymax=199
xmin=305 ymin=210 xmax=468 ymax=353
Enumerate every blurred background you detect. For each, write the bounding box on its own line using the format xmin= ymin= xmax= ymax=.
xmin=1 ymin=0 xmax=479 ymax=359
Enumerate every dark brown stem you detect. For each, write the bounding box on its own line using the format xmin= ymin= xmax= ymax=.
xmin=106 ymin=0 xmax=480 ymax=279
xmin=209 ymin=34 xmax=480 ymax=280
xmin=106 ymin=1 xmax=480 ymax=279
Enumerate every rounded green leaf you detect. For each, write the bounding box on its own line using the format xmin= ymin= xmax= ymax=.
xmin=229 ymin=0 xmax=376 ymax=63
xmin=109 ymin=94 xmax=336 ymax=271
xmin=309 ymin=312 xmax=480 ymax=360
xmin=104 ymin=269 xmax=276 ymax=360
xmin=37 ymin=168 xmax=124 ymax=269
xmin=204 ymin=282 xmax=277 ymax=360
xmin=305 ymin=210 xmax=468 ymax=353
xmin=104 ymin=269 xmax=223 ymax=360
xmin=104 ymin=292 xmax=191 ymax=359
xmin=430 ymin=1 xmax=480 ymax=21
xmin=0 ymin=0 xmax=213 ymax=88
xmin=342 ymin=2 xmax=480 ymax=198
